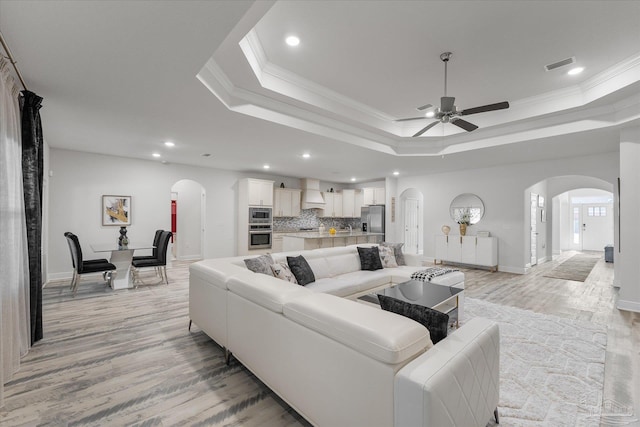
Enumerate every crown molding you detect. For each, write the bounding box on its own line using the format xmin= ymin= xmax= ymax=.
xmin=202 ymin=32 xmax=640 ymax=156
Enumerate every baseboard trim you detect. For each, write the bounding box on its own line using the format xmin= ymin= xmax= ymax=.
xmin=498 ymin=265 xmax=527 ymax=274
xmin=617 ymin=299 xmax=640 ymax=313
xmin=46 ymin=271 xmax=106 ymax=284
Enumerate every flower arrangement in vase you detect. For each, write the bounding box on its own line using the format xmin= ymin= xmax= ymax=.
xmin=456 ymin=211 xmax=471 ymax=236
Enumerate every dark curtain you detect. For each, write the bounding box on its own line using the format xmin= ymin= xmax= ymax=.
xmin=21 ymin=90 xmax=44 ymax=344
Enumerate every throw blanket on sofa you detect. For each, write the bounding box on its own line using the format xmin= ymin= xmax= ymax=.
xmin=410 ymin=267 xmax=459 ymax=282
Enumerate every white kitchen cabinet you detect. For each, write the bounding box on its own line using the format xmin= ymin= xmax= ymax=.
xmin=354 ymin=190 xmax=363 ymax=217
xmin=363 ymin=187 xmax=385 ymax=205
xmin=342 ymin=189 xmax=355 ymax=217
xmin=322 ymin=192 xmax=343 ymax=217
xmin=274 ymin=188 xmax=301 ymax=217
xmin=434 ymin=235 xmax=498 ymax=271
xmin=247 ymin=179 xmax=274 ymax=206
xmin=341 ymin=189 xmax=364 ymax=218
xmin=271 ymin=233 xmax=285 ymax=253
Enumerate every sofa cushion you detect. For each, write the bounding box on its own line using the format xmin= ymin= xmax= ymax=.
xmin=227 ymin=273 xmax=311 ymax=313
xmin=270 ymin=262 xmax=298 ymax=284
xmin=325 ymin=253 xmax=362 ymax=276
xmin=337 ymin=269 xmax=393 ymax=292
xmin=357 ymin=246 xmax=383 ymax=271
xmin=381 ymin=242 xmax=406 ymax=266
xmin=283 ymin=293 xmax=431 ymax=364
xmin=287 ymin=255 xmax=316 ymax=285
xmin=190 ymin=259 xmax=250 ymax=290
xmin=306 ymin=256 xmax=332 ymax=280
xmin=378 ymin=294 xmax=449 ymax=344
xmin=244 ymin=254 xmax=275 ymax=276
xmin=305 ymin=277 xmax=362 ymax=297
xmin=378 ymin=245 xmax=398 ymax=268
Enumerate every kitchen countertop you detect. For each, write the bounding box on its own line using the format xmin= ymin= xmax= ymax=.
xmin=282 ymin=231 xmax=383 ymax=239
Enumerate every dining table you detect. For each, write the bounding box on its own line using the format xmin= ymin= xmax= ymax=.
xmin=90 ymin=242 xmax=155 ymax=290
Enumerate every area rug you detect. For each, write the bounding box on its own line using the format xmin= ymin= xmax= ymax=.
xmin=543 ymin=254 xmax=600 ymax=282
xmin=464 ymin=298 xmax=607 ymax=427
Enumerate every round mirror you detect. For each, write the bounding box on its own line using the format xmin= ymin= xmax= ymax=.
xmin=450 ymin=193 xmax=484 ymax=225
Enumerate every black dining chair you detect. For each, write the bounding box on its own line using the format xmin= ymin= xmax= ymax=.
xmin=131 ymin=230 xmax=172 ymax=286
xmin=64 ymin=232 xmax=117 ymax=296
xmin=132 ymin=229 xmax=163 ymax=262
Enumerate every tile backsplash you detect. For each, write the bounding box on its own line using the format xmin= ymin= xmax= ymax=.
xmin=273 ymin=209 xmax=361 ymax=231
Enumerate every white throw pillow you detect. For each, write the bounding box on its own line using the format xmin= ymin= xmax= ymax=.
xmin=379 ymin=245 xmax=398 ymax=268
xmin=270 ymin=262 xmax=298 ymax=284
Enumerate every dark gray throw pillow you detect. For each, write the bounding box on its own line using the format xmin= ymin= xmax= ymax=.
xmin=377 ymin=294 xmax=449 ymax=344
xmin=286 ymin=255 xmax=315 ymax=286
xmin=357 ymin=246 xmax=383 ymax=271
xmin=381 ymin=242 xmax=406 ymax=266
xmin=244 ymin=254 xmax=275 ymax=276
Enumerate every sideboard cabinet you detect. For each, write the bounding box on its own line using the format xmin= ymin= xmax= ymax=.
xmin=434 ymin=235 xmax=498 ymax=271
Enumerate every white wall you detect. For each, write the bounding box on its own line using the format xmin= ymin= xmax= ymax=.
xmin=393 ymin=152 xmax=618 ymax=273
xmin=618 ymin=128 xmax=640 ymax=312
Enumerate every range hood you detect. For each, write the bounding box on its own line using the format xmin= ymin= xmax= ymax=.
xmin=301 ymin=178 xmax=325 ymax=209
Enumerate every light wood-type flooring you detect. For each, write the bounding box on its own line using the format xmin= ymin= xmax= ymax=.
xmin=1 ymin=252 xmax=638 ymax=426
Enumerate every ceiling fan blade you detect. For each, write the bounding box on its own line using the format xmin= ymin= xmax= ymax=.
xmin=395 ymin=116 xmax=426 ymax=122
xmin=460 ymin=101 xmax=509 ymax=116
xmin=412 ymin=121 xmax=439 ymax=137
xmin=451 ymin=118 xmax=478 ymax=132
xmin=416 ymin=103 xmax=433 ymax=111
xmin=441 ymin=96 xmax=455 ymax=112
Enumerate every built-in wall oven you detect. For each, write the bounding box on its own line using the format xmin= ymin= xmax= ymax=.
xmin=249 ymin=207 xmax=272 ymax=224
xmin=248 ymin=224 xmax=272 ymax=249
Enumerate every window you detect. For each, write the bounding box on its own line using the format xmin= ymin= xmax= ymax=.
xmin=587 ymin=206 xmax=607 ymax=217
xmin=573 ymin=207 xmax=580 ymax=244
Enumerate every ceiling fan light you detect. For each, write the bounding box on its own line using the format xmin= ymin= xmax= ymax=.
xmin=567 ymin=67 xmax=584 ymax=75
xmin=425 ymin=111 xmax=435 ymax=118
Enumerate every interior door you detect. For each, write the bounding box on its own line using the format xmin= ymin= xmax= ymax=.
xmin=582 ymin=204 xmax=613 ymax=251
xmin=530 ymin=193 xmax=538 ymax=266
xmin=404 ymin=198 xmax=419 ymax=254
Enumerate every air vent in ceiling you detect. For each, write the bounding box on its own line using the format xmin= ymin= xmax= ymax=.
xmin=544 ymin=56 xmax=576 ymax=71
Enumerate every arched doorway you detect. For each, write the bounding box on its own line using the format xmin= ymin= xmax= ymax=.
xmin=170 ymin=179 xmax=206 ymax=261
xmin=399 ymin=188 xmax=424 ymax=254
xmin=525 ymin=175 xmax=614 ymax=267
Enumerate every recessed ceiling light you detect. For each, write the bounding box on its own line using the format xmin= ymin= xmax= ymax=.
xmin=425 ymin=111 xmax=435 ymax=118
xmin=567 ymin=67 xmax=584 ymax=75
xmin=302 ymin=153 xmax=311 ymax=158
xmin=164 ymin=141 xmax=175 ymax=147
xmin=152 ymin=153 xmax=161 ymax=158
xmin=263 ymin=164 xmax=270 ymax=169
xmin=393 ymin=171 xmax=400 ymax=176
xmin=350 ymin=177 xmax=356 ymax=182
xmin=285 ymin=35 xmax=300 ymax=47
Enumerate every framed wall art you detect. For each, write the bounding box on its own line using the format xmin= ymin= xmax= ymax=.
xmin=102 ymin=195 xmax=131 ymax=226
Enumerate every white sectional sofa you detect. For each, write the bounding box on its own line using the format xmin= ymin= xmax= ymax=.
xmin=189 ymin=244 xmax=499 ymax=427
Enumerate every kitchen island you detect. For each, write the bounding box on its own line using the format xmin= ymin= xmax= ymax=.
xmin=282 ymin=231 xmax=383 ymax=251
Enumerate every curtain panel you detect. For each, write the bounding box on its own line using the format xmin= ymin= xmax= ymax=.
xmin=20 ymin=90 xmax=44 ymax=345
xmin=0 ymin=58 xmax=31 ymax=408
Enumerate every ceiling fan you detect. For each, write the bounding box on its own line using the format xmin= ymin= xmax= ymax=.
xmin=396 ymin=52 xmax=510 ymax=137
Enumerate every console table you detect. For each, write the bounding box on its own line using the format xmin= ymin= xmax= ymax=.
xmin=435 ymin=235 xmax=498 ymax=271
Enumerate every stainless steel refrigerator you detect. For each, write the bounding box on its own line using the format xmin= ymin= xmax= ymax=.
xmin=361 ymin=205 xmax=385 ymax=238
